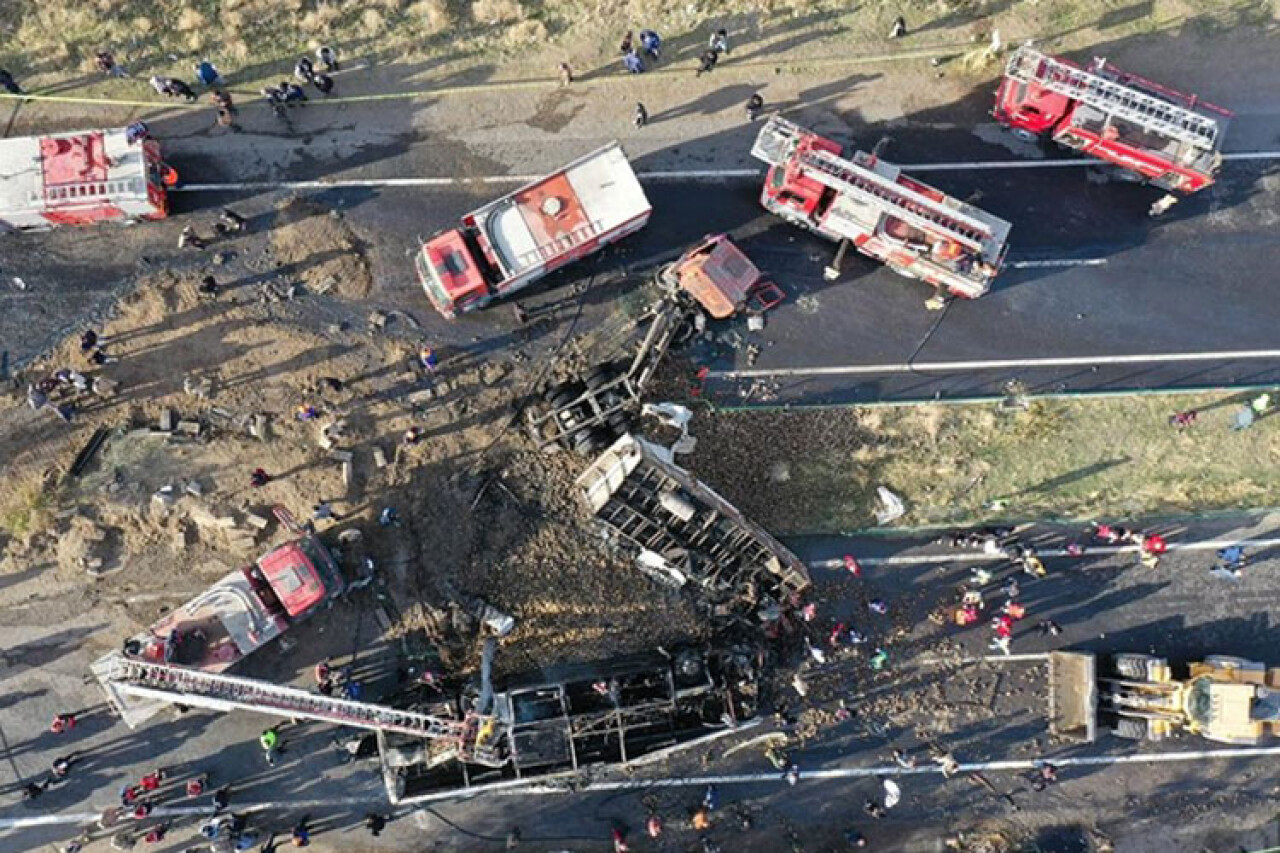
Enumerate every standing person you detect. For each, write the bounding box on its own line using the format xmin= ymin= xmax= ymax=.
xmin=558 ymin=62 xmax=573 ymax=86
xmin=290 ymin=816 xmax=310 ymax=847
xmin=1037 ymin=619 xmax=1062 ymax=637
xmin=418 ymin=346 xmax=439 ymax=373
xmin=51 ymin=756 xmax=74 ymax=779
xmin=281 ymin=81 xmax=308 ymax=105
xmin=168 ymin=79 xmax=198 ymax=101
xmin=138 ymin=769 xmax=164 ymax=792
xmin=619 ymin=31 xmax=634 ymax=56
xmin=623 ymin=51 xmax=644 ymax=74
xmin=889 ymin=15 xmax=907 ymax=38
xmin=314 ymin=658 xmax=332 ymax=686
xmin=295 ymin=56 xmax=315 ymax=84
xmin=50 ymin=712 xmax=78 ymax=733
xmin=364 ymin=814 xmax=387 ymax=837
xmin=194 ymin=59 xmax=223 ymax=87
xmin=197 ymin=276 xmax=219 ymax=298
xmin=212 ymin=784 xmax=231 ymax=813
xmin=250 ymin=468 xmax=271 ymax=488
xmin=709 ymin=28 xmax=729 ymax=55
xmin=96 ymin=51 xmax=128 ymax=78
xmin=696 ymin=49 xmax=718 ymax=76
xmin=0 ymin=68 xmax=25 ymax=95
xmin=646 ymin=815 xmax=663 ymax=838
xmin=23 ymin=780 xmax=50 ymax=799
xmin=1139 ymin=532 xmax=1167 ymax=569
xmin=185 ymin=775 xmax=207 ymax=798
xmin=632 ymin=102 xmax=648 ymax=129
xmin=179 ymin=226 xmax=205 ymax=250
xmin=745 ymin=93 xmax=764 ymax=121
xmin=312 ymin=73 xmax=334 ymax=95
xmin=316 ymin=45 xmax=339 ymax=73
xmin=1218 ymin=545 xmax=1247 ymax=570
xmin=260 ymin=726 xmax=282 ymax=765
xmin=639 ymin=29 xmax=661 ymax=61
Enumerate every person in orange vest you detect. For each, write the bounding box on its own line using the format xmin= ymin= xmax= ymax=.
xmin=1003 ymin=600 xmax=1027 ymax=621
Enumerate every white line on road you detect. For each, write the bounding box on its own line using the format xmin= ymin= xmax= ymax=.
xmin=171 ymin=150 xmax=1280 ymax=193
xmin=1007 ymin=258 xmax=1107 ymax=269
xmin=5 ymin=743 xmax=1277 ymax=828
xmin=711 ymin=348 xmax=1280 ymax=379
xmin=811 ymin=537 xmax=1280 ymax=569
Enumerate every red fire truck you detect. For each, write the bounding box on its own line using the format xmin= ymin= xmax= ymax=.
xmin=993 ymin=47 xmax=1232 ymax=194
xmin=416 ymin=142 xmax=652 ymax=318
xmin=750 ymin=116 xmax=1012 ymax=300
xmin=0 ymin=128 xmax=172 ymax=231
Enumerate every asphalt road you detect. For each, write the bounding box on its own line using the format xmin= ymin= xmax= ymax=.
xmin=6 ymin=516 xmax=1280 ymax=852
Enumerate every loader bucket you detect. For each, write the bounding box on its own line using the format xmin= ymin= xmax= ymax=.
xmin=1049 ymin=651 xmax=1098 ymax=743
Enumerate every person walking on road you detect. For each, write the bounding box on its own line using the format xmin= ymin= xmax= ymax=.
xmin=745 ymin=93 xmax=764 ymax=121
xmin=709 ymin=28 xmax=729 ymax=55
xmin=312 ymin=73 xmax=334 ymax=95
xmin=260 ymin=726 xmax=282 ymax=766
xmin=316 ymin=46 xmax=339 ymax=72
xmin=364 ymin=813 xmax=387 ymax=837
xmin=295 ymin=56 xmax=315 ymax=84
xmin=623 ymin=51 xmax=644 ymax=74
xmin=889 ymin=15 xmax=908 ymax=38
xmin=212 ymin=784 xmax=231 ymax=813
xmin=50 ymin=712 xmax=78 ymax=733
xmin=1139 ymin=532 xmax=1167 ymax=569
xmin=633 ymin=102 xmax=648 ymax=129
xmin=619 ymin=31 xmax=633 ymax=55
xmin=696 ymin=49 xmax=719 ymax=76
xmin=291 ymin=816 xmax=311 ymax=847
xmin=558 ymin=62 xmax=573 ymax=86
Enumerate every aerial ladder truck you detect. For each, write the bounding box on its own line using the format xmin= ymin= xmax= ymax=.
xmin=994 ymin=46 xmax=1232 ymax=212
xmin=94 ymin=655 xmax=508 ymax=768
xmin=750 ymin=116 xmax=1012 ymax=306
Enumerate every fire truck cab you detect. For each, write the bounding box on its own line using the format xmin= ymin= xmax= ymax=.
xmin=750 ymin=116 xmax=1011 ymax=300
xmin=0 ymin=128 xmax=171 ymax=231
xmin=416 ymin=143 xmax=651 ymax=318
xmin=994 ymin=47 xmax=1232 ymax=194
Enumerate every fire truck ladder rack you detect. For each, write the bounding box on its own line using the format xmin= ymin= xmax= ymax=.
xmin=1007 ymin=48 xmax=1221 ymax=149
xmin=101 ymin=655 xmax=468 ymax=741
xmin=799 ymin=148 xmax=994 ymax=254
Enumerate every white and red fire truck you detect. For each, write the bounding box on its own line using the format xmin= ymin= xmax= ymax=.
xmin=0 ymin=128 xmax=173 ymax=231
xmin=750 ymin=116 xmax=1012 ymax=300
xmin=994 ymin=46 xmax=1232 ymax=194
xmin=416 ymin=142 xmax=652 ymax=318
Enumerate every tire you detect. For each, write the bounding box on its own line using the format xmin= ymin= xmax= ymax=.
xmin=550 ymin=385 xmax=582 ymax=411
xmin=1112 ymin=653 xmax=1162 ymax=680
xmin=1112 ymin=717 xmax=1149 ymax=741
xmin=1203 ymin=655 xmax=1258 ymax=671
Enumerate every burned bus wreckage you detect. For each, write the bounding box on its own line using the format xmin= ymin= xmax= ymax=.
xmin=379 ymin=644 xmax=759 ymax=803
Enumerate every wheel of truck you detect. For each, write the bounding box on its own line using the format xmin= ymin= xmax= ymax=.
xmin=1203 ymin=655 xmax=1257 ymax=671
xmin=1111 ymin=653 xmax=1162 ymax=680
xmin=1112 ymin=717 xmax=1150 ymax=741
xmin=572 ymin=427 xmax=609 ymax=457
xmin=606 ymin=408 xmax=630 ymax=433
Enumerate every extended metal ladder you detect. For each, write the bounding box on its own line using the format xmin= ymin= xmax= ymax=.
xmin=798 ymin=147 xmax=993 ymax=253
xmin=101 ymin=655 xmax=467 ymax=741
xmin=1006 ymin=47 xmax=1221 ymax=149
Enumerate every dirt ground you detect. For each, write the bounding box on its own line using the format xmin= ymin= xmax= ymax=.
xmin=0 ymin=197 xmax=704 ymax=678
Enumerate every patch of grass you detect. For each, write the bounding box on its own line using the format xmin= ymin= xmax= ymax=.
xmin=0 ymin=482 xmax=56 ymax=539
xmin=690 ymin=391 xmax=1280 ymax=533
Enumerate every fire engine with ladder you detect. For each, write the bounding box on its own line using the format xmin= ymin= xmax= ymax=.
xmin=0 ymin=128 xmax=174 ymax=231
xmin=994 ymin=46 xmax=1232 ymax=198
xmin=750 ymin=116 xmax=1012 ymax=302
xmin=93 ymin=656 xmax=508 ymax=769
